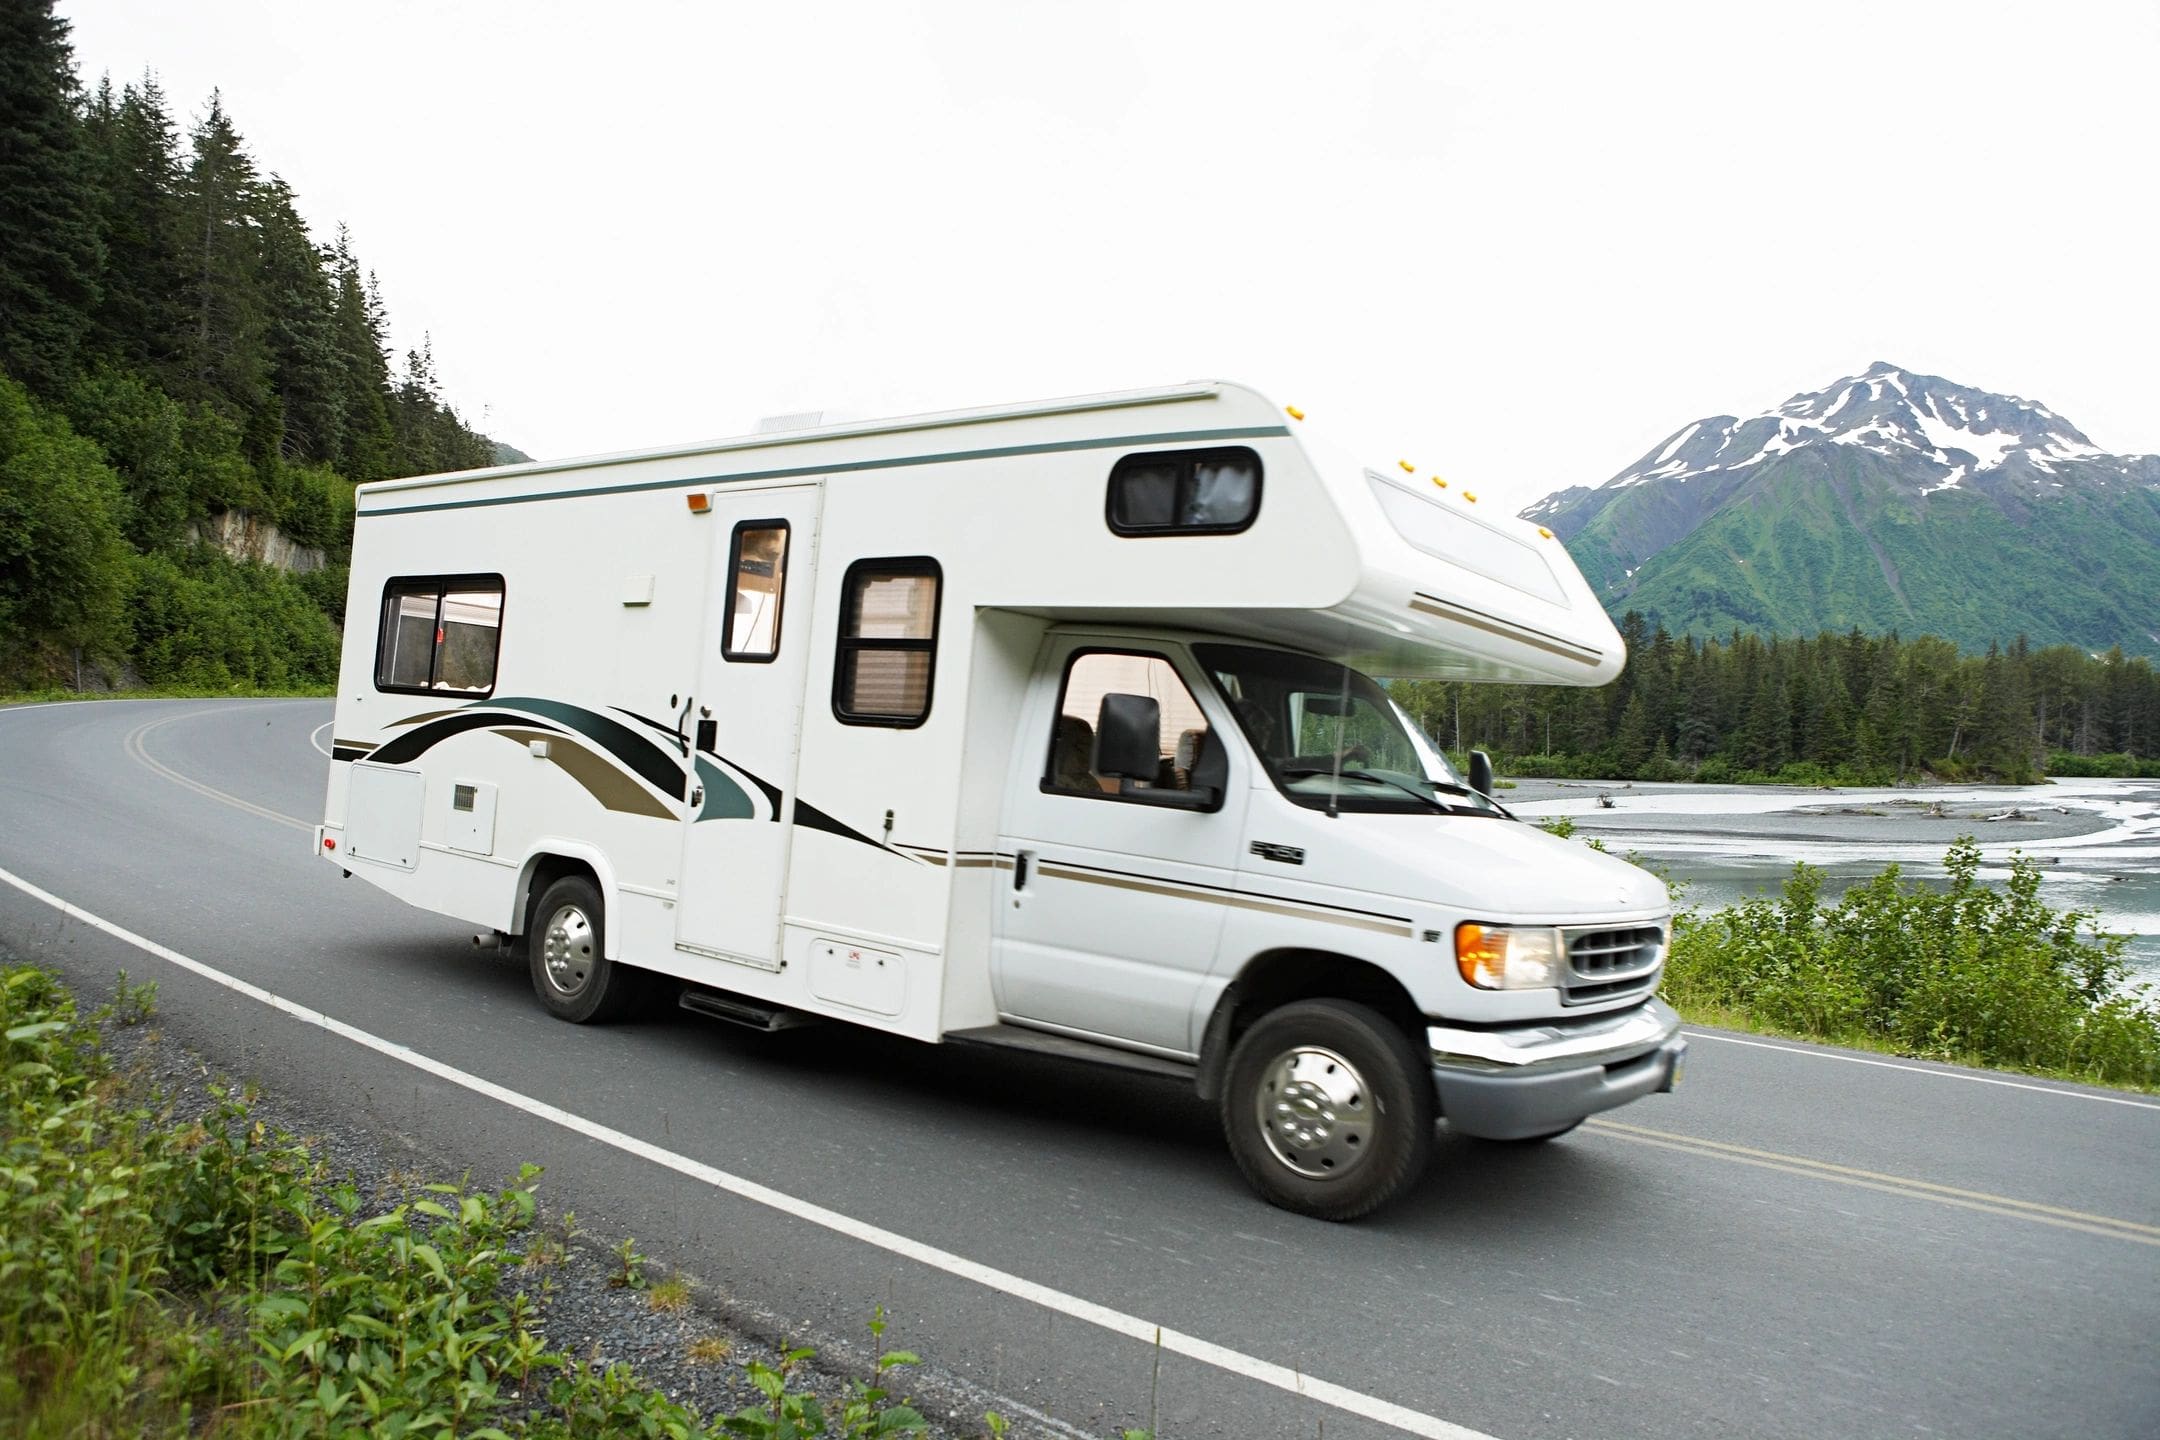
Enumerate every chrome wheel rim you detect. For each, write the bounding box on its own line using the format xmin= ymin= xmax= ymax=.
xmin=1255 ymin=1044 xmax=1373 ymax=1180
xmin=541 ymin=904 xmax=597 ymax=999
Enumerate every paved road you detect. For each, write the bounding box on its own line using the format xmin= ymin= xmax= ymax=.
xmin=3 ymin=698 xmax=2156 ymax=1439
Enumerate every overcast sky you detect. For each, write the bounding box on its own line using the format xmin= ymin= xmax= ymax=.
xmin=58 ymin=0 xmax=2160 ymax=512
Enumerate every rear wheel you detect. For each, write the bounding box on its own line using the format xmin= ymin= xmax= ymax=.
xmin=1221 ymin=999 xmax=1433 ymax=1221
xmin=528 ymin=875 xmax=643 ymax=1023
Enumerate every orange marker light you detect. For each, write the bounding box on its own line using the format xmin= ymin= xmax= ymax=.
xmin=1456 ymin=923 xmax=1504 ymax=988
xmin=1399 ymin=459 xmax=1416 ymax=473
xmin=1285 ymin=404 xmax=1305 ymax=421
xmin=686 ymin=493 xmax=712 ymax=513
xmin=1463 ymin=491 xmax=1477 ymax=503
xmin=1538 ymin=526 xmax=1552 ymax=538
xmin=1432 ymin=477 xmax=1447 ymax=489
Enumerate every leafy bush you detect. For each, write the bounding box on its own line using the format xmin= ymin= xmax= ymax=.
xmin=1663 ymin=839 xmax=2160 ymax=1087
xmin=0 ymin=965 xmax=984 ymax=1438
xmin=127 ymin=546 xmax=341 ymax=687
xmin=0 ymin=375 xmax=133 ymax=683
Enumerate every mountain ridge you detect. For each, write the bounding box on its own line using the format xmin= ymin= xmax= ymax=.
xmin=1523 ymin=363 xmax=2160 ymax=654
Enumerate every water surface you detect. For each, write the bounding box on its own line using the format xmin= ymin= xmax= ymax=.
xmin=1505 ymin=777 xmax=2160 ymax=986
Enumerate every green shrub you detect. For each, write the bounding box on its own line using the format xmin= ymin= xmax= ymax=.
xmin=1663 ymin=839 xmax=2160 ymax=1087
xmin=127 ymin=546 xmax=341 ymax=688
xmin=0 ymin=375 xmax=133 ymax=684
xmin=0 ymin=965 xmax=977 ymax=1439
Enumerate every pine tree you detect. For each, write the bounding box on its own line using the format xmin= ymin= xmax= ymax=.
xmin=84 ymin=73 xmax=190 ymax=377
xmin=178 ymin=91 xmax=273 ymax=449
xmin=328 ymin=230 xmax=395 ymax=481
xmin=0 ymin=0 xmax=103 ymax=393
xmin=257 ymin=176 xmax=344 ymax=463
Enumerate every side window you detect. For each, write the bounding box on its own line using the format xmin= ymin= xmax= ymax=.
xmin=723 ymin=521 xmax=789 ymax=662
xmin=1106 ymin=446 xmax=1261 ymax=536
xmin=374 ymin=575 xmax=504 ymax=696
xmin=834 ymin=558 xmax=941 ymax=727
xmin=1045 ymin=651 xmax=1212 ymax=797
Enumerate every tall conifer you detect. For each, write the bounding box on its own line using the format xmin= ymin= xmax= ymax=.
xmin=0 ymin=0 xmax=102 ymax=393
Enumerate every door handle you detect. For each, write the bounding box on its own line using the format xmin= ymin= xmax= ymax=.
xmin=1012 ymin=849 xmax=1033 ymax=891
xmin=671 ymin=693 xmax=694 ymax=756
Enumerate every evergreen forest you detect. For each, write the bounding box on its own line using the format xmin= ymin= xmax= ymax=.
xmin=1394 ymin=617 xmax=2160 ymax=785
xmin=0 ymin=0 xmax=493 ymax=691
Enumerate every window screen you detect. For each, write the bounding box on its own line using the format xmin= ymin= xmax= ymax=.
xmin=374 ymin=575 xmax=504 ymax=696
xmin=834 ymin=558 xmax=941 ymax=726
xmin=724 ymin=521 xmax=790 ymax=661
xmin=1107 ymin=446 xmax=1261 ymax=535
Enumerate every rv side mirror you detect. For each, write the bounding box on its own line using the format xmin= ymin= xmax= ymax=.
xmin=1468 ymin=749 xmax=1495 ymax=797
xmin=1095 ymin=693 xmax=1162 ymax=781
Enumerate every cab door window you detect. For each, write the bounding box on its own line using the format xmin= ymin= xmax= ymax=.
xmin=1044 ymin=651 xmax=1212 ymax=799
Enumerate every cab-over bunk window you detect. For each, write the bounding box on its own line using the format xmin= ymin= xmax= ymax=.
xmin=1106 ymin=445 xmax=1261 ymax=535
xmin=375 ymin=575 xmax=504 ymax=697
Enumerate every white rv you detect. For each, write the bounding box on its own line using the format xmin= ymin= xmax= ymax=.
xmin=318 ymin=381 xmax=1684 ymax=1219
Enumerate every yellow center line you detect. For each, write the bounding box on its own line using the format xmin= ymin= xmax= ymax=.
xmin=1586 ymin=1118 xmax=2160 ymax=1245
xmin=124 ymin=713 xmax=313 ymax=833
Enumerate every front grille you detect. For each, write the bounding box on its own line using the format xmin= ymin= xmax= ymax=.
xmin=1560 ymin=923 xmax=1664 ymax=1006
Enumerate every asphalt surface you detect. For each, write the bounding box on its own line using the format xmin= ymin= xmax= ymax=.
xmin=2 ymin=698 xmax=2156 ymax=1440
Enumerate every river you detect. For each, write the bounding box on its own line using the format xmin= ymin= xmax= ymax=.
xmin=1504 ymin=776 xmax=2160 ymax=987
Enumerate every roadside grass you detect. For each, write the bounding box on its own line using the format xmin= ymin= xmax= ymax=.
xmin=1 ymin=965 xmax=1117 ymax=1440
xmin=1563 ymin=823 xmax=2160 ymax=1092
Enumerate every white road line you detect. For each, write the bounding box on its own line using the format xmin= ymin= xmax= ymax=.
xmin=0 ymin=863 xmax=1499 ymax=1440
xmin=1684 ymin=1030 xmax=2160 ymax=1111
xmin=309 ymin=721 xmax=334 ymax=758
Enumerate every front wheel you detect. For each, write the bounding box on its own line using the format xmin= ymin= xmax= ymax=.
xmin=528 ymin=875 xmax=644 ymax=1023
xmin=1221 ymin=999 xmax=1434 ymax=1221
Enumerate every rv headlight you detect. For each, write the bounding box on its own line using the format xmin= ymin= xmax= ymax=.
xmin=1455 ymin=924 xmax=1563 ymax=991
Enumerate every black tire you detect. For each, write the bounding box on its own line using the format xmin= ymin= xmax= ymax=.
xmin=1220 ymin=999 xmax=1434 ymax=1221
xmin=527 ymin=875 xmax=643 ymax=1023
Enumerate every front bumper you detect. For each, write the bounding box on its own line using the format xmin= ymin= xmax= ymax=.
xmin=1427 ymin=997 xmax=1685 ymax=1140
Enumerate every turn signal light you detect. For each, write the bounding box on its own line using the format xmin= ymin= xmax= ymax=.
xmin=1285 ymin=404 xmax=1305 ymax=420
xmin=1399 ymin=459 xmax=1416 ymax=473
xmin=686 ymin=493 xmax=712 ymax=514
xmin=1455 ymin=923 xmax=1562 ymax=990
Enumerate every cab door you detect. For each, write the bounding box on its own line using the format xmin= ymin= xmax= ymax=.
xmin=674 ymin=485 xmax=820 ymax=968
xmin=991 ymin=639 xmax=1249 ymax=1056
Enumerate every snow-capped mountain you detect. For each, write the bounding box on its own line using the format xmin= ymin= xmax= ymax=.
xmin=1523 ymin=363 xmax=2160 ymax=653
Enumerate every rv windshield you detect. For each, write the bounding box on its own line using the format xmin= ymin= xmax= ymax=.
xmin=1194 ymin=644 xmax=1502 ymax=817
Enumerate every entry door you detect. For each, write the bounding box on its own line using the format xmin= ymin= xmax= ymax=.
xmin=992 ymin=642 xmax=1249 ymax=1055
xmin=675 ymin=485 xmax=821 ymax=967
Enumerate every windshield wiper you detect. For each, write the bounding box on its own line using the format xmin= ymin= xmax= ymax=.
xmin=1279 ymin=765 xmax=1458 ymax=814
